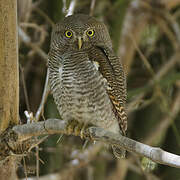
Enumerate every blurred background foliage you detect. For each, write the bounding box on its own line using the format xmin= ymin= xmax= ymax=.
xmin=18 ymin=0 xmax=180 ymax=179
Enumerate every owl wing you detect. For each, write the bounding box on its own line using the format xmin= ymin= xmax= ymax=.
xmin=88 ymin=46 xmax=127 ymax=136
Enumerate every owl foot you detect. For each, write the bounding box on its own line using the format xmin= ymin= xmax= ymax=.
xmin=66 ymin=120 xmax=86 ymax=137
xmin=74 ymin=123 xmax=84 ymax=137
xmin=66 ymin=120 xmax=92 ymax=140
xmin=66 ymin=120 xmax=79 ymax=135
xmin=80 ymin=124 xmax=86 ymax=139
xmin=75 ymin=123 xmax=88 ymax=139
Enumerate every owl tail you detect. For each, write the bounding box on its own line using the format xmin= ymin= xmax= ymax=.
xmin=112 ymin=145 xmax=126 ymax=159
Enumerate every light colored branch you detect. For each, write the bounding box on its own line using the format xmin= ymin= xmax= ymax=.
xmin=32 ymin=7 xmax=55 ymax=27
xmin=66 ymin=0 xmax=77 ymax=17
xmin=90 ymin=0 xmax=96 ymax=16
xmin=19 ymin=26 xmax=49 ymax=121
xmin=12 ymin=119 xmax=180 ymax=169
xmin=144 ymin=86 xmax=180 ymax=145
xmin=118 ymin=0 xmax=150 ymax=75
xmin=127 ymin=51 xmax=180 ymax=113
xmin=18 ymin=27 xmax=47 ymax=60
xmin=152 ymin=52 xmax=180 ymax=83
xmin=35 ymin=68 xmax=50 ymax=121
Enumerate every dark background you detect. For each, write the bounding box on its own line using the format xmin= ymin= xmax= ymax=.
xmin=18 ymin=0 xmax=180 ymax=179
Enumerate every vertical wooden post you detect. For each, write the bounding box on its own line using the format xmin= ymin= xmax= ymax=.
xmin=0 ymin=0 xmax=19 ymax=133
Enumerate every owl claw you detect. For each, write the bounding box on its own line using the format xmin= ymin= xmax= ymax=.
xmin=66 ymin=120 xmax=87 ymax=138
xmin=66 ymin=120 xmax=79 ymax=135
xmin=80 ymin=125 xmax=86 ymax=139
xmin=74 ymin=124 xmax=82 ymax=136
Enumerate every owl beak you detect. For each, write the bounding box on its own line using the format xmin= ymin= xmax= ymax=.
xmin=78 ymin=37 xmax=83 ymax=49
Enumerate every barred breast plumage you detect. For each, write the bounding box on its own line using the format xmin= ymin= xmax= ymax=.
xmin=49 ymin=51 xmax=120 ymax=133
xmin=48 ymin=14 xmax=127 ymax=158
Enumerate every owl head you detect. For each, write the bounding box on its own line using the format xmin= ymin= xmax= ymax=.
xmin=50 ymin=14 xmax=113 ymax=54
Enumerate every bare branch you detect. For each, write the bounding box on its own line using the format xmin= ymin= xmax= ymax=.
xmin=32 ymin=7 xmax=55 ymax=27
xmin=118 ymin=0 xmax=150 ymax=75
xmin=20 ymin=65 xmax=31 ymax=112
xmin=66 ymin=0 xmax=77 ymax=17
xmin=12 ymin=119 xmax=180 ymax=169
xmin=144 ymin=86 xmax=180 ymax=145
xmin=18 ymin=27 xmax=47 ymax=60
xmin=21 ymin=143 xmax=103 ymax=180
xmin=18 ymin=26 xmax=49 ymax=122
xmin=152 ymin=52 xmax=180 ymax=83
xmin=35 ymin=69 xmax=50 ymax=121
xmin=90 ymin=0 xmax=96 ymax=16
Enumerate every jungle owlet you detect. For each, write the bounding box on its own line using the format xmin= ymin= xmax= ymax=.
xmin=48 ymin=14 xmax=127 ymax=158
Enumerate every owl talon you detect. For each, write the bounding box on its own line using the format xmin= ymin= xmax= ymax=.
xmin=80 ymin=124 xmax=88 ymax=139
xmin=80 ymin=127 xmax=85 ymax=139
xmin=66 ymin=120 xmax=79 ymax=135
xmin=67 ymin=125 xmax=74 ymax=135
xmin=66 ymin=120 xmax=87 ymax=137
xmin=74 ymin=124 xmax=82 ymax=136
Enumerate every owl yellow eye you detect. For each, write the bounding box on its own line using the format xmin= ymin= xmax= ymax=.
xmin=87 ymin=29 xmax=94 ymax=37
xmin=65 ymin=30 xmax=73 ymax=38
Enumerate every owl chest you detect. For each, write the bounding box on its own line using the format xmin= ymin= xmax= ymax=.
xmin=53 ymin=60 xmax=112 ymax=124
xmin=60 ymin=61 xmax=105 ymax=105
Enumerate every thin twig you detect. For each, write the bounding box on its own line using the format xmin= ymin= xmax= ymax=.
xmin=21 ymin=143 xmax=103 ymax=180
xmin=144 ymin=87 xmax=180 ymax=145
xmin=117 ymin=0 xmax=149 ymax=75
xmin=62 ymin=0 xmax=67 ymax=14
xmin=20 ymin=65 xmax=31 ymax=112
xmin=19 ymin=27 xmax=49 ymax=122
xmin=152 ymin=52 xmax=180 ymax=83
xmin=18 ymin=27 xmax=48 ymax=61
xmin=36 ymin=146 xmax=39 ymax=179
xmin=89 ymin=0 xmax=96 ymax=16
xmin=20 ymin=23 xmax=47 ymax=35
xmin=20 ymin=23 xmax=48 ymax=46
xmin=35 ymin=68 xmax=50 ymax=121
xmin=32 ymin=7 xmax=55 ymax=27
xmin=127 ymin=51 xmax=180 ymax=112
xmin=21 ymin=146 xmax=28 ymax=180
xmin=130 ymin=34 xmax=155 ymax=76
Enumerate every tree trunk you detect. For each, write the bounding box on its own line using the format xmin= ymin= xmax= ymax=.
xmin=0 ymin=0 xmax=19 ymax=179
xmin=0 ymin=0 xmax=19 ymax=132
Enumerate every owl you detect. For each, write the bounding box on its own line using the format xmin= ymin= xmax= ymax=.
xmin=48 ymin=14 xmax=127 ymax=158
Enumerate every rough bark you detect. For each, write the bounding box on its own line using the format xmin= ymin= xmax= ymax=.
xmin=0 ymin=0 xmax=19 ymax=179
xmin=0 ymin=0 xmax=19 ymax=133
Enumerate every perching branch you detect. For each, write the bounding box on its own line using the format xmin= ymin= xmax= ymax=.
xmin=12 ymin=119 xmax=180 ymax=169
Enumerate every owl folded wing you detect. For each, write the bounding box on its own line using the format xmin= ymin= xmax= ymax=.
xmin=88 ymin=46 xmax=127 ymax=136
